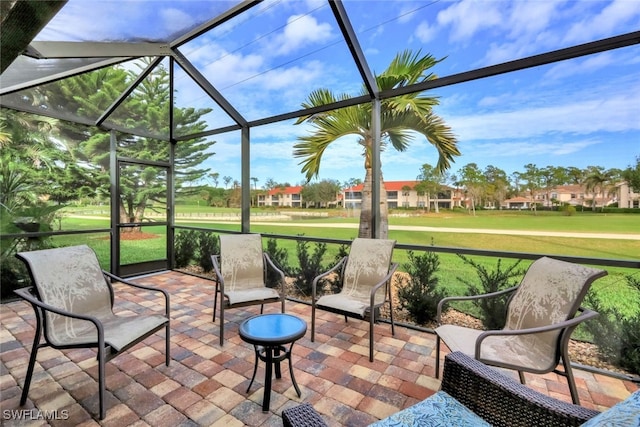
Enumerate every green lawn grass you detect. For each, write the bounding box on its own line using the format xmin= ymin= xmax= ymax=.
xmin=57 ymin=207 xmax=640 ymax=318
xmin=390 ymin=210 xmax=640 ymax=233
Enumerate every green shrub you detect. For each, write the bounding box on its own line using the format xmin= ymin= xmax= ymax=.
xmin=560 ymin=204 xmax=576 ymax=216
xmin=456 ymin=255 xmax=524 ymax=329
xmin=174 ymin=229 xmax=199 ymax=268
xmin=291 ymin=237 xmax=328 ymax=297
xmin=396 ymin=250 xmax=446 ymax=325
xmin=265 ymin=238 xmax=291 ymax=287
xmin=1 ymin=204 xmax=60 ymax=301
xmin=196 ymin=231 xmax=218 ymax=272
xmin=0 ymin=255 xmax=30 ymax=301
xmin=601 ymin=207 xmax=640 ymax=214
xmin=325 ymin=243 xmax=349 ymax=294
xmin=584 ymin=274 xmax=640 ymax=375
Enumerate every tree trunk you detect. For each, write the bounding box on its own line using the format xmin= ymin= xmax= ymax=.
xmin=119 ymin=201 xmax=142 ymax=233
xmin=358 ymin=167 xmax=389 ymax=239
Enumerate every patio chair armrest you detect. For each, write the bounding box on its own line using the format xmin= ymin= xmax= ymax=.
xmin=13 ymin=287 xmax=105 ymax=336
xmin=370 ymin=262 xmax=399 ymax=303
xmin=436 ymin=286 xmax=518 ymax=323
xmin=264 ymin=253 xmax=286 ymax=282
xmin=475 ymin=308 xmax=599 ymax=356
xmin=441 ymin=351 xmax=600 ymax=427
xmin=264 ymin=252 xmax=286 ymax=294
xmin=312 ymin=257 xmax=347 ymax=299
xmin=103 ymin=271 xmax=170 ymax=317
xmin=211 ymin=254 xmax=222 ymax=282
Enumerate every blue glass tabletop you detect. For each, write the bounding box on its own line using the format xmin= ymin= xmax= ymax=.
xmin=239 ymin=313 xmax=307 ymax=346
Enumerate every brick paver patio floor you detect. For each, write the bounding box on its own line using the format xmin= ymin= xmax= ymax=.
xmin=1 ymin=271 xmax=638 ymax=426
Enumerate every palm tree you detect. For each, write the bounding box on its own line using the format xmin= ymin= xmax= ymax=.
xmin=294 ymin=50 xmax=459 ymax=238
xmin=584 ymin=168 xmax=613 ymax=212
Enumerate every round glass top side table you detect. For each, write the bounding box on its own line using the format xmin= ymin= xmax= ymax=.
xmin=239 ymin=313 xmax=307 ymax=412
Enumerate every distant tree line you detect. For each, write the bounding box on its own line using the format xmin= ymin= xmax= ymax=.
xmin=201 ymin=157 xmax=639 ymax=210
xmin=416 ymin=160 xmax=640 ymax=212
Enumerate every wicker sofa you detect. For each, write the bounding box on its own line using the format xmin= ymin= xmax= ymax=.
xmin=282 ymin=351 xmax=640 ymax=427
xmin=371 ymin=351 xmax=639 ymax=427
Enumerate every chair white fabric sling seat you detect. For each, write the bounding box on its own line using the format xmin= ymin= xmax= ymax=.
xmin=14 ymin=244 xmax=170 ymax=420
xmin=211 ymin=233 xmax=286 ymax=346
xmin=435 ymin=256 xmax=606 ymax=405
xmin=311 ymin=238 xmax=398 ymax=362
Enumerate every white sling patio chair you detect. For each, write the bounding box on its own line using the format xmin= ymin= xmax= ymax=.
xmin=14 ymin=244 xmax=170 ymax=420
xmin=311 ymin=238 xmax=398 ymax=362
xmin=435 ymin=256 xmax=606 ymax=405
xmin=211 ymin=233 xmax=286 ymax=346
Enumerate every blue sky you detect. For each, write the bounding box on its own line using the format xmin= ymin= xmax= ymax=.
xmin=39 ymin=0 xmax=640 ymax=188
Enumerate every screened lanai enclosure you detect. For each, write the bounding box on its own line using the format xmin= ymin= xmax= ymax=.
xmin=1 ymin=0 xmax=639 ymax=277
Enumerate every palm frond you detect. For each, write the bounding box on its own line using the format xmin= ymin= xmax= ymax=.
xmin=381 ymin=111 xmax=424 ymax=152
xmin=294 ymin=49 xmax=459 ymax=179
xmin=294 ymin=106 xmax=368 ymax=181
xmin=377 ymin=50 xmax=443 ymax=89
xmin=418 ymin=112 xmax=460 ymax=173
xmin=295 ymin=88 xmax=352 ymax=125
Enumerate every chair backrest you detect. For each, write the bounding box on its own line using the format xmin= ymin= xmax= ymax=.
xmin=16 ymin=245 xmax=114 ymax=344
xmin=341 ymin=238 xmax=396 ymax=304
xmin=219 ymin=234 xmax=265 ymax=291
xmin=505 ymin=256 xmax=606 ymax=350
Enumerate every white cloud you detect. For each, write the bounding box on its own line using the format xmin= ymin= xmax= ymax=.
xmin=398 ymin=4 xmax=420 ymax=24
xmin=563 ymin=0 xmax=640 ymax=44
xmin=436 ymin=0 xmax=503 ymax=42
xmin=506 ymin=1 xmax=558 ymax=39
xmin=414 ymin=21 xmax=437 ymax=44
xmin=462 ymin=139 xmax=604 ymax=158
xmin=273 ymin=15 xmax=333 ymax=56
xmin=37 ymin=1 xmax=141 ymax=41
xmin=200 ymin=48 xmax=265 ymax=90
xmin=477 ymin=1 xmax=559 ymax=65
xmin=160 ymin=8 xmax=194 ymax=36
xmin=543 ymin=52 xmax=616 ymax=80
xmin=253 ymin=120 xmax=303 ymax=141
xmin=482 ymin=41 xmax=533 ymax=66
xmin=477 ymin=92 xmax=516 ymax=108
xmin=260 ymin=60 xmax=325 ymax=90
xmin=449 ymin=90 xmax=640 ymax=141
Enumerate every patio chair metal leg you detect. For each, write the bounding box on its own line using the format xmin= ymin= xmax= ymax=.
xmin=165 ymin=323 xmax=171 ymax=366
xmin=435 ymin=335 xmax=441 ymax=379
xmin=388 ymin=301 xmax=395 ymax=336
xmin=311 ymin=304 xmax=316 ymax=342
xmin=213 ymin=280 xmax=219 ymax=322
xmin=20 ymin=312 xmax=43 ymax=406
xmin=219 ymin=305 xmax=225 ymax=346
xmin=518 ymin=371 xmax=526 ymax=384
xmin=369 ymin=315 xmax=374 ymax=362
xmin=98 ymin=345 xmax=106 ymax=420
xmin=563 ymin=357 xmax=581 ymax=405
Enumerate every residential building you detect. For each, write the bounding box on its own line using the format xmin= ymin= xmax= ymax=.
xmin=256 ymin=181 xmax=637 ymax=210
xmin=501 ymin=196 xmax=532 ymax=209
xmin=616 ymin=181 xmax=640 ymax=208
xmin=502 ymin=183 xmax=637 ymax=209
xmin=343 ymin=181 xmax=463 ymax=210
xmin=258 ymin=186 xmax=303 ymax=208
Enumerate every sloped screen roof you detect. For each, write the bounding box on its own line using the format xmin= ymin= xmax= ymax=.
xmin=1 ymin=0 xmax=639 ymax=146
